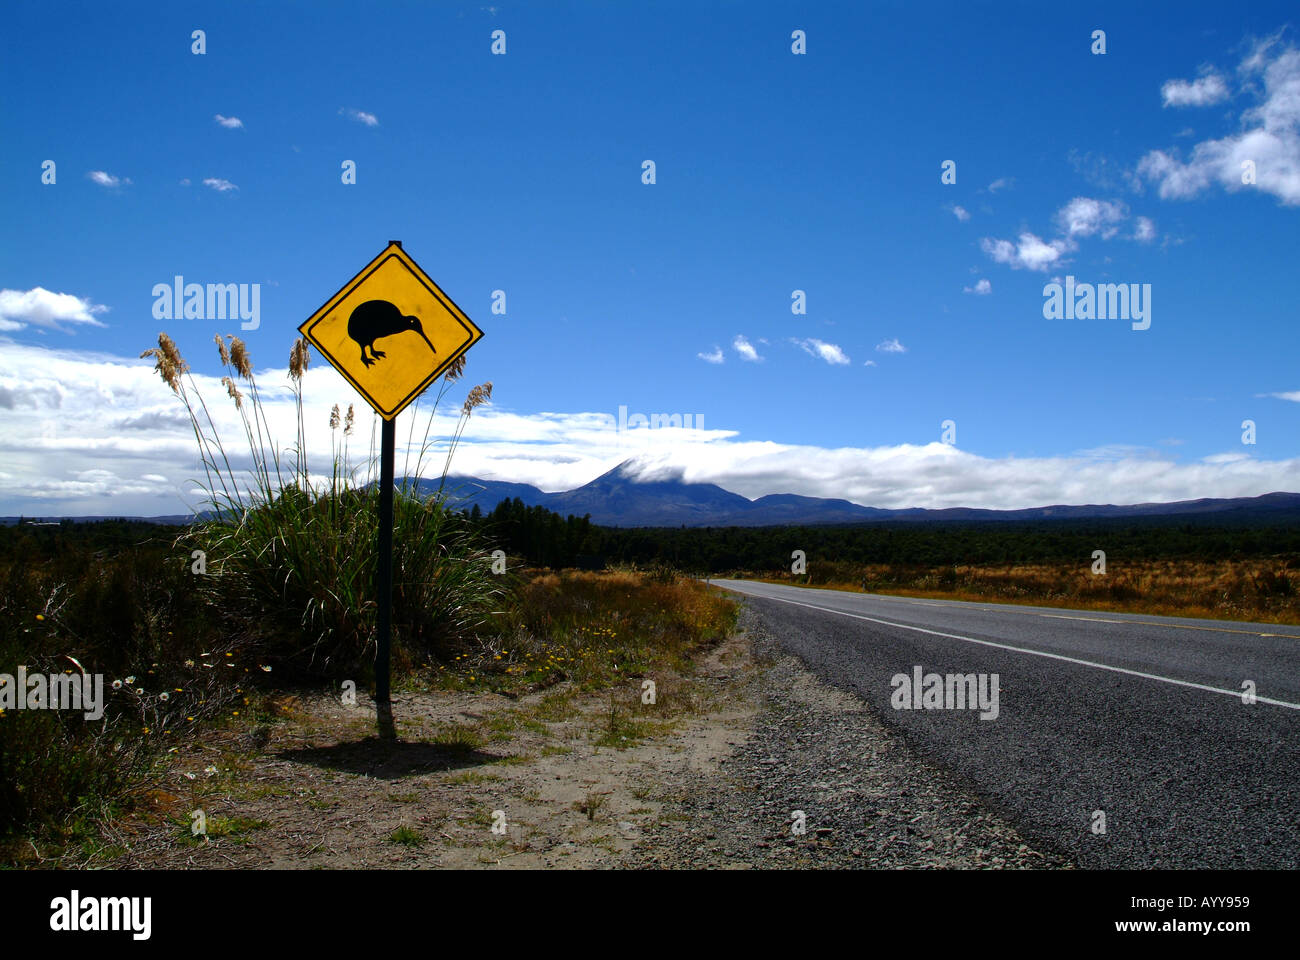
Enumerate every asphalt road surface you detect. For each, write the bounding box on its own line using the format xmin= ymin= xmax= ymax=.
xmin=710 ymin=578 xmax=1300 ymax=868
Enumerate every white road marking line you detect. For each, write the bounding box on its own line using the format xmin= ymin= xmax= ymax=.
xmin=721 ymin=584 xmax=1300 ymax=712
xmin=726 ymin=580 xmax=1300 ymax=639
xmin=1041 ymin=614 xmax=1125 ymax=623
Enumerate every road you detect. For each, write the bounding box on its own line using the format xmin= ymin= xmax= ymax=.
xmin=710 ymin=578 xmax=1300 ymax=868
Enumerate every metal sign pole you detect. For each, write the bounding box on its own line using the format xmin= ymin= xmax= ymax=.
xmin=375 ymin=415 xmax=395 ymax=707
xmin=298 ymin=237 xmax=482 ymax=739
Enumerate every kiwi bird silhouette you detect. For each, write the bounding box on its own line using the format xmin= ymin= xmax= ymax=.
xmin=346 ymin=300 xmax=436 ymax=368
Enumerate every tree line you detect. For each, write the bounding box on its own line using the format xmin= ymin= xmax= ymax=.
xmin=5 ymin=503 xmax=1297 ymax=576
xmin=463 ymin=499 xmax=1300 ymax=572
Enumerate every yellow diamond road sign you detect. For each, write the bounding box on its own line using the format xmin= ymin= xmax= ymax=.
xmin=299 ymin=242 xmax=484 ymax=419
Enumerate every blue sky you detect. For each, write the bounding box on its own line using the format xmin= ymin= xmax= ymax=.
xmin=2 ymin=1 xmax=1299 ymax=515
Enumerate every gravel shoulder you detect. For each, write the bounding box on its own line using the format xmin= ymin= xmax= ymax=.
xmin=618 ymin=603 xmax=1070 ymax=869
xmin=108 ymin=601 xmax=1069 ymax=869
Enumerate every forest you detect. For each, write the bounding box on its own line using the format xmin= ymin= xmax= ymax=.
xmin=465 ymin=496 xmax=1300 ymax=573
xmin=5 ymin=501 xmax=1298 ymax=575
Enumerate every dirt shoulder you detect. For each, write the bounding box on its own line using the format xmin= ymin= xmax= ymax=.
xmin=109 ymin=604 xmax=1067 ymax=869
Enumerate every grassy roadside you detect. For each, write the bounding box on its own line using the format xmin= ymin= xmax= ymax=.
xmin=103 ymin=599 xmax=754 ymax=870
xmin=3 ymin=567 xmax=737 ymax=867
xmin=421 ymin=568 xmax=739 ymax=754
xmin=422 ymin=568 xmax=737 ymax=695
xmin=2 ymin=329 xmax=504 ymax=865
xmin=112 ymin=567 xmax=739 ymax=870
xmin=2 ymin=332 xmax=742 ymax=868
xmin=745 ymin=557 xmax=1300 ymax=624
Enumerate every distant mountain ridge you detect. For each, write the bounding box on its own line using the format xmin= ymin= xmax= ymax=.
xmin=8 ymin=460 xmax=1299 ymax=528
xmin=421 ymin=461 xmax=1300 ymax=528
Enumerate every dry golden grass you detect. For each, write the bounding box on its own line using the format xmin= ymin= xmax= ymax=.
xmin=759 ymin=558 xmax=1300 ymax=624
xmin=430 ymin=567 xmax=738 ymax=696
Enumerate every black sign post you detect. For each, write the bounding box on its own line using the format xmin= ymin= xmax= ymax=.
xmin=296 ymin=238 xmax=484 ymax=740
xmin=375 ymin=414 xmax=395 ymax=714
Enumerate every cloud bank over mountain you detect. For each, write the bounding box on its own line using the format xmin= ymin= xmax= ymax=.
xmin=2 ymin=341 xmax=1297 ymax=517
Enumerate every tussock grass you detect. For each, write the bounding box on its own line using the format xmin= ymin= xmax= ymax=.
xmin=177 ymin=813 xmax=269 ymax=846
xmin=428 ymin=724 xmax=485 ymax=755
xmin=4 ymin=335 xmax=745 ymax=864
xmin=387 ymin=825 xmax=426 ymax=847
xmin=0 ymin=331 xmax=498 ymax=862
xmin=145 ymin=332 xmax=503 ymax=677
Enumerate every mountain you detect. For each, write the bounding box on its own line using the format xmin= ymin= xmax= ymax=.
xmin=425 ymin=461 xmax=1300 ymax=528
xmin=744 ymin=493 xmax=900 ymax=525
xmin=432 ymin=477 xmax=552 ymax=510
xmin=545 ymin=464 xmax=752 ymax=526
xmin=0 ymin=514 xmax=199 ymax=526
xmin=12 ymin=465 xmax=1300 ymax=529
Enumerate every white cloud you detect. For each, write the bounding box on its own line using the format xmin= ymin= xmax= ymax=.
xmin=610 ymin=445 xmax=1300 ymax=512
xmin=1261 ymin=390 xmax=1300 ymax=402
xmin=1138 ymin=40 xmax=1300 ymax=205
xmin=733 ymin=335 xmax=762 ymax=362
xmin=863 ymin=360 xmax=877 ymax=367
xmin=875 ymin=337 xmax=906 ymax=353
xmin=791 ymin=338 xmax=850 ymax=365
xmin=0 ymin=339 xmax=738 ymax=513
xmin=87 ymin=171 xmax=130 ymax=188
xmin=1133 ymin=216 xmax=1157 ymax=242
xmin=202 ymin=177 xmax=238 ymax=192
xmin=1161 ymin=73 xmax=1231 ymax=108
xmin=963 ymin=278 xmax=992 ymax=295
xmin=0 ymin=288 xmax=109 ymax=332
xmin=1 ymin=342 xmax=1298 ymax=516
xmin=951 ymin=205 xmax=970 ymax=221
xmin=1055 ymin=197 xmax=1128 ymax=238
xmin=987 ymin=177 xmax=1013 ymax=193
xmin=1066 ymin=149 xmax=1136 ymax=192
xmin=1201 ymin=452 xmax=1253 ymax=465
xmin=697 ymin=346 xmax=724 ymax=364
xmin=1137 ymin=148 xmax=1212 ymax=198
xmin=214 ymin=114 xmax=244 ymax=129
xmin=341 ymin=107 xmax=380 ymax=127
xmin=981 ymin=232 xmax=1074 ymax=271
xmin=1070 ymin=444 xmax=1164 ymax=462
